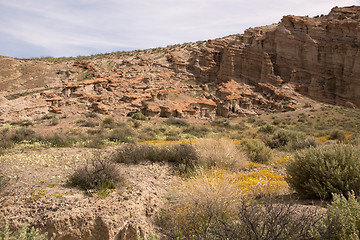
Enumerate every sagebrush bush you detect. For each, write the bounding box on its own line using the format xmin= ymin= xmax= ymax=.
xmin=107 ymin=126 xmax=135 ymax=143
xmin=182 ymin=125 xmax=210 ymax=138
xmin=67 ymin=153 xmax=124 ymax=191
xmin=241 ymin=139 xmax=272 ymax=164
xmin=131 ymin=112 xmax=147 ymax=121
xmin=329 ymin=130 xmax=346 ymax=141
xmin=326 ymin=192 xmax=360 ymax=239
xmin=258 ymin=124 xmax=275 ymax=134
xmin=266 ymin=129 xmax=316 ymax=151
xmin=0 ymin=219 xmax=49 ymax=240
xmin=196 ymin=138 xmax=248 ymax=170
xmin=101 ymin=117 xmax=116 ymax=129
xmin=286 ymin=144 xmax=360 ymax=199
xmin=164 ymin=117 xmax=189 ymax=127
xmin=113 ymin=143 xmax=198 ymax=174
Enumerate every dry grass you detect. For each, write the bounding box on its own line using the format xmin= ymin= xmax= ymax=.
xmin=159 ymin=172 xmax=242 ymax=239
xmin=196 ymin=138 xmax=248 ymax=170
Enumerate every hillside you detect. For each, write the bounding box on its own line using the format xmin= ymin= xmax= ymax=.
xmin=1 ymin=6 xmax=359 ymax=123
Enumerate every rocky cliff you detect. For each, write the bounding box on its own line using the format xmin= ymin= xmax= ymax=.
xmin=0 ymin=6 xmax=359 ymax=122
xmin=183 ymin=5 xmax=360 ymax=108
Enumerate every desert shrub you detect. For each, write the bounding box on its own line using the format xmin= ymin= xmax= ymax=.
xmin=325 ymin=192 xmax=360 ymax=239
xmin=101 ymin=117 xmax=116 ymax=129
xmin=113 ymin=144 xmax=156 ymax=164
xmin=0 ymin=173 xmax=9 ymax=193
xmin=266 ymin=129 xmax=315 ymax=150
xmin=0 ymin=219 xmax=49 ymax=240
xmin=85 ymin=112 xmax=99 ymax=118
xmin=158 ymin=174 xmax=241 ymax=239
xmin=131 ymin=112 xmax=147 ymax=121
xmin=241 ymin=139 xmax=273 ymax=164
xmin=216 ymin=198 xmax=330 ymax=240
xmin=107 ymin=126 xmax=135 ymax=143
xmin=40 ymin=114 xmax=57 ymax=120
xmin=41 ymin=133 xmax=74 ymax=147
xmin=67 ymin=153 xmax=124 ymax=191
xmin=165 ymin=117 xmax=189 ymax=127
xmin=290 ymin=136 xmax=318 ymax=150
xmin=80 ymin=120 xmax=98 ymax=128
xmin=258 ymin=124 xmax=275 ymax=134
xmin=48 ymin=119 xmax=59 ymax=126
xmin=286 ymin=144 xmax=360 ymax=199
xmin=113 ymin=143 xmax=198 ymax=174
xmin=10 ymin=120 xmax=33 ymax=127
xmin=158 ymin=175 xmax=327 ymax=240
xmin=83 ymin=137 xmax=105 ymax=149
xmin=196 ymin=138 xmax=248 ymax=170
xmin=182 ymin=125 xmax=210 ymax=138
xmin=9 ymin=128 xmax=36 ymax=143
xmin=329 ymin=130 xmax=346 ymax=142
xmin=210 ymin=119 xmax=230 ymax=128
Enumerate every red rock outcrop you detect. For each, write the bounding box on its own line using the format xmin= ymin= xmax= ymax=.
xmin=182 ymin=6 xmax=360 ymax=108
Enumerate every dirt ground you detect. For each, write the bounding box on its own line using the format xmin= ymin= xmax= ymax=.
xmin=0 ymin=146 xmax=178 ymax=240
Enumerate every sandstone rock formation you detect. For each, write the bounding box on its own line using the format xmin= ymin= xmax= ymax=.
xmin=183 ymin=5 xmax=360 ymax=108
xmin=0 ymin=6 xmax=359 ymax=122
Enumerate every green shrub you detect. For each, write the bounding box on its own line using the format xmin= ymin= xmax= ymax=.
xmin=329 ymin=130 xmax=346 ymax=142
xmin=107 ymin=126 xmax=135 ymax=143
xmin=80 ymin=120 xmax=98 ymax=128
xmin=165 ymin=117 xmax=189 ymax=127
xmin=286 ymin=144 xmax=360 ymax=199
xmin=41 ymin=133 xmax=74 ymax=147
xmin=241 ymin=139 xmax=273 ymax=164
xmin=131 ymin=112 xmax=147 ymax=121
xmin=9 ymin=128 xmax=36 ymax=143
xmin=0 ymin=219 xmax=49 ymax=240
xmin=183 ymin=125 xmax=210 ymax=138
xmin=101 ymin=117 xmax=116 ymax=129
xmin=67 ymin=153 xmax=124 ymax=191
xmin=266 ymin=129 xmax=316 ymax=150
xmin=113 ymin=143 xmax=198 ymax=174
xmin=10 ymin=120 xmax=33 ymax=127
xmin=326 ymin=192 xmax=360 ymax=239
xmin=258 ymin=124 xmax=275 ymax=134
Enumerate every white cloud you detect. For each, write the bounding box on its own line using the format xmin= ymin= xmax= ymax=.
xmin=0 ymin=0 xmax=359 ymax=58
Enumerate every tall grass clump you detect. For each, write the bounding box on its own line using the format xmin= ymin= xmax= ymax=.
xmin=157 ymin=174 xmax=241 ymax=239
xmin=241 ymin=139 xmax=273 ymax=164
xmin=196 ymin=138 xmax=248 ymax=170
xmin=286 ymin=144 xmax=360 ymax=199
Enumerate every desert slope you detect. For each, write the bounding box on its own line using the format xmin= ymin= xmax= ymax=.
xmin=0 ymin=6 xmax=359 ymax=122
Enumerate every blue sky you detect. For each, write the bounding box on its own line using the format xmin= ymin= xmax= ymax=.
xmin=0 ymin=0 xmax=359 ymax=58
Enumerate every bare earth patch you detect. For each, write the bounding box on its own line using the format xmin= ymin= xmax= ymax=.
xmin=0 ymin=147 xmax=177 ymax=240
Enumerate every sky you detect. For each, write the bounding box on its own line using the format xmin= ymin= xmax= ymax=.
xmin=0 ymin=0 xmax=359 ymax=59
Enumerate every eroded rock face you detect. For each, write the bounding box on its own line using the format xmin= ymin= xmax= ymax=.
xmin=0 ymin=6 xmax=358 ymax=122
xmin=183 ymin=6 xmax=360 ymax=108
